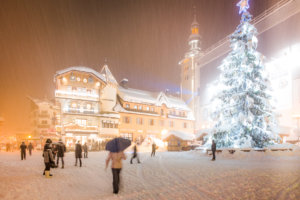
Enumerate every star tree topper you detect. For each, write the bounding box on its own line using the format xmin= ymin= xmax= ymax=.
xmin=237 ymin=0 xmax=250 ymax=14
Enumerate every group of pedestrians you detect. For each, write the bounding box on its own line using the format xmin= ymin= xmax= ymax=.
xmin=19 ymin=137 xmax=216 ymax=195
xmin=19 ymin=142 xmax=34 ymax=160
xmin=41 ymin=139 xmax=89 ymax=177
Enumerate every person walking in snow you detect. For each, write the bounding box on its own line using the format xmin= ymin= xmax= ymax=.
xmin=151 ymin=143 xmax=156 ymax=157
xmin=75 ymin=141 xmax=82 ymax=167
xmin=211 ymin=140 xmax=216 ymax=161
xmin=20 ymin=142 xmax=27 ymax=160
xmin=6 ymin=143 xmax=10 ymax=152
xmin=130 ymin=144 xmax=141 ymax=164
xmin=43 ymin=139 xmax=55 ymax=177
xmin=105 ymin=151 xmax=126 ymax=194
xmin=28 ymin=142 xmax=34 ymax=156
xmin=56 ymin=139 xmax=66 ymax=168
xmin=83 ymin=142 xmax=88 ymax=158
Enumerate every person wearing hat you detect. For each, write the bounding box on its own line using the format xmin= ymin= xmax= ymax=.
xmin=56 ymin=138 xmax=66 ymax=168
xmin=43 ymin=139 xmax=55 ymax=177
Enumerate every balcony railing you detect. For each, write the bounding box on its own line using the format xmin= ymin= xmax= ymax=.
xmin=38 ymin=114 xmax=50 ymax=118
xmin=38 ymin=124 xmax=50 ymax=128
xmin=124 ymin=108 xmax=158 ymax=115
xmin=55 ymin=90 xmax=99 ymax=101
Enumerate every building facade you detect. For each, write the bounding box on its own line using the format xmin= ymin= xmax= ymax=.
xmin=54 ymin=65 xmax=195 ymax=146
xmin=28 ymin=97 xmax=57 ymax=144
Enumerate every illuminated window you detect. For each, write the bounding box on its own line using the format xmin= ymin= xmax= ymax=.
xmin=70 ymin=73 xmax=75 ymax=81
xmin=136 ymin=118 xmax=143 ymax=125
xmin=149 ymin=119 xmax=154 ymax=126
xmin=160 ymin=120 xmax=164 ymax=127
xmin=125 ymin=104 xmax=130 ymax=108
xmin=96 ymin=82 xmax=100 ymax=87
xmin=120 ymin=133 xmax=133 ymax=141
xmin=192 ymin=28 xmax=199 ymax=34
xmin=88 ymin=76 xmax=93 ymax=83
xmin=75 ymin=119 xmax=86 ymax=126
xmin=134 ymin=105 xmax=137 ymax=109
xmin=62 ymin=77 xmax=67 ymax=84
xmin=183 ymin=122 xmax=187 ymax=128
xmin=123 ymin=116 xmax=130 ymax=124
xmin=146 ymin=107 xmax=149 ymax=111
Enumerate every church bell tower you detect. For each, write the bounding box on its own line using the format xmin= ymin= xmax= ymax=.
xmin=179 ymin=8 xmax=202 ymax=113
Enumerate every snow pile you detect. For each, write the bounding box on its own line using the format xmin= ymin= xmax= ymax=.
xmin=0 ymin=150 xmax=300 ymax=200
xmin=162 ymin=130 xmax=195 ymax=141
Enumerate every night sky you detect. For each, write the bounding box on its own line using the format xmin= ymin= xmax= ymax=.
xmin=0 ymin=0 xmax=279 ymax=133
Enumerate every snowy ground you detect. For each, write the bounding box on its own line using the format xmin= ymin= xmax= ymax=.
xmin=0 ymin=150 xmax=300 ymax=200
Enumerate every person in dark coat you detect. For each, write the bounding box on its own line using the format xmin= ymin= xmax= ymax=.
xmin=211 ymin=140 xmax=216 ymax=161
xmin=28 ymin=142 xmax=34 ymax=156
xmin=83 ymin=142 xmax=88 ymax=158
xmin=20 ymin=142 xmax=27 ymax=160
xmin=130 ymin=144 xmax=141 ymax=164
xmin=6 ymin=143 xmax=10 ymax=152
xmin=43 ymin=139 xmax=54 ymax=177
xmin=52 ymin=144 xmax=57 ymax=160
xmin=56 ymin=139 xmax=66 ymax=168
xmin=75 ymin=141 xmax=82 ymax=167
xmin=151 ymin=143 xmax=156 ymax=157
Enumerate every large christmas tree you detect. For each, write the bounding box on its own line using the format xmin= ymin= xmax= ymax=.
xmin=210 ymin=0 xmax=279 ymax=148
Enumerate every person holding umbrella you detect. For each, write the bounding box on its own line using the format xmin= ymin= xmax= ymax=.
xmin=105 ymin=137 xmax=131 ymax=194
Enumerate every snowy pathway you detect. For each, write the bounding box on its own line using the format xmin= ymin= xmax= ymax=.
xmin=0 ymin=150 xmax=299 ymax=200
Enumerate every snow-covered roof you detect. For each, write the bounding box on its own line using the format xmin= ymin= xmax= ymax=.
xmin=163 ymin=130 xmax=195 ymax=141
xmin=100 ymin=65 xmax=118 ymax=85
xmin=27 ymin=96 xmax=54 ymax=106
xmin=118 ymin=86 xmax=192 ymax=111
xmin=55 ymin=66 xmax=106 ymax=82
xmin=118 ymin=87 xmax=157 ymax=104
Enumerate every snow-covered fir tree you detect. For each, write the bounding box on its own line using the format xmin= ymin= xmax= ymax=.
xmin=210 ymin=0 xmax=279 ymax=148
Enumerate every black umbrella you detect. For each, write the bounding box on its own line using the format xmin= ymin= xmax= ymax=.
xmin=105 ymin=137 xmax=131 ymax=152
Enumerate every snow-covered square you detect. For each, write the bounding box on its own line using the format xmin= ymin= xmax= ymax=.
xmin=0 ymin=150 xmax=300 ymax=200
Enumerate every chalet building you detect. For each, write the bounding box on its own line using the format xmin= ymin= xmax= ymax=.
xmin=53 ymin=65 xmax=194 ymax=146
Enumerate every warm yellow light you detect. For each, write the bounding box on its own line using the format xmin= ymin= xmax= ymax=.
xmin=28 ymin=135 xmax=31 ymax=139
xmin=62 ymin=77 xmax=67 ymax=84
xmin=161 ymin=129 xmax=168 ymax=135
xmin=87 ymin=104 xmax=91 ymax=109
xmin=192 ymin=28 xmax=199 ymax=34
xmin=83 ymin=78 xmax=87 ymax=83
xmin=77 ymin=77 xmax=81 ymax=82
xmin=96 ymin=82 xmax=100 ymax=87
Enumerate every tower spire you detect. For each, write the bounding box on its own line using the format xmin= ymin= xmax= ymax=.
xmin=187 ymin=5 xmax=201 ymax=57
